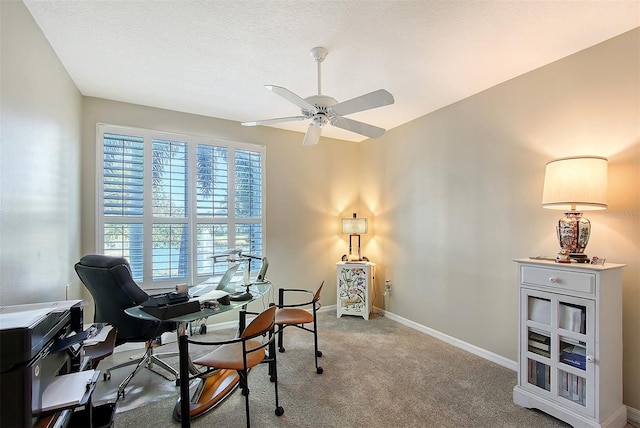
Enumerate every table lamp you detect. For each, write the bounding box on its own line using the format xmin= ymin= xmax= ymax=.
xmin=342 ymin=213 xmax=367 ymax=261
xmin=541 ymin=156 xmax=608 ymax=262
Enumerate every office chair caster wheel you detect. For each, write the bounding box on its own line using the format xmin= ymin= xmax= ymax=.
xmin=278 ymin=347 xmax=285 ymax=353
xmin=275 ymin=406 xmax=284 ymax=416
xmin=317 ymin=367 xmax=324 ymax=374
xmin=175 ymin=378 xmax=181 ymax=387
xmin=199 ymin=324 xmax=207 ymax=334
xmin=270 ymin=375 xmax=276 ymax=382
xmin=316 ymin=350 xmax=323 ymax=357
xmin=104 ymin=372 xmax=111 ymax=381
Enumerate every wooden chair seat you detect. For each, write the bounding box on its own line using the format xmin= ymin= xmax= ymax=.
xmin=275 ymin=308 xmax=314 ymax=325
xmin=193 ymin=340 xmax=265 ymax=370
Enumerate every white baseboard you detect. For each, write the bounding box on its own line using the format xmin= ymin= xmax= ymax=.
xmin=372 ymin=305 xmax=516 ymax=370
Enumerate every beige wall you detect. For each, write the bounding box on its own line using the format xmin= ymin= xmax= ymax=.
xmin=362 ymin=28 xmax=640 ymax=409
xmin=3 ymin=0 xmax=639 ymax=414
xmin=0 ymin=1 xmax=83 ymax=304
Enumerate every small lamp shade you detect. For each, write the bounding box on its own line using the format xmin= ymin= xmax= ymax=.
xmin=542 ymin=156 xmax=608 ymax=211
xmin=342 ymin=213 xmax=367 ymax=261
xmin=342 ymin=215 xmax=367 ymax=235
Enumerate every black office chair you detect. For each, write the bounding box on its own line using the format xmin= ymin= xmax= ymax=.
xmin=75 ymin=254 xmax=179 ymax=399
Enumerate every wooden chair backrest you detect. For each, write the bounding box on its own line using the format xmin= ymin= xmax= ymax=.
xmin=312 ymin=281 xmax=324 ymax=303
xmin=242 ymin=305 xmax=276 ymax=339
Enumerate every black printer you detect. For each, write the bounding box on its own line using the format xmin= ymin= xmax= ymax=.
xmin=0 ymin=300 xmax=84 ymax=427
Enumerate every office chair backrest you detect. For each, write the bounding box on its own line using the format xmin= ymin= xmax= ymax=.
xmin=75 ymin=254 xmax=154 ymax=342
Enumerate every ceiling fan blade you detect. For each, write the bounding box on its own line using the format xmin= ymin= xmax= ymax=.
xmin=302 ymin=124 xmax=322 ymax=146
xmin=332 ymin=116 xmax=386 ymax=139
xmin=331 ymin=89 xmax=394 ymax=116
xmin=241 ymin=116 xmax=307 ymax=126
xmin=266 ymin=85 xmax=318 ymax=113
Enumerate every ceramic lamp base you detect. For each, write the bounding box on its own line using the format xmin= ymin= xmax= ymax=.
xmin=556 ymin=211 xmax=591 ymax=254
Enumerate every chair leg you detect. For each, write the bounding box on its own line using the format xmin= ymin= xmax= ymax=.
xmin=313 ymin=315 xmax=323 ymax=374
xmin=240 ymin=369 xmax=251 ymax=428
xmin=149 ymin=353 xmax=179 ymax=380
xmin=277 ymin=324 xmax=285 ymax=353
xmin=115 ymin=346 xmax=153 ymax=399
xmin=271 ymin=344 xmax=284 ymax=417
xmin=106 ymin=343 xmax=180 ymax=399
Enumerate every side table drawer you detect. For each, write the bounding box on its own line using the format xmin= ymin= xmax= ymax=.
xmin=521 ymin=266 xmax=595 ymax=296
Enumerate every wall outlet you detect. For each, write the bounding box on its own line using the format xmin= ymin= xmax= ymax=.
xmin=385 ymin=280 xmax=392 ymax=290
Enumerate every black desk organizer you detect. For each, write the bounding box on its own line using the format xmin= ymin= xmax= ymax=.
xmin=140 ymin=300 xmax=201 ymax=320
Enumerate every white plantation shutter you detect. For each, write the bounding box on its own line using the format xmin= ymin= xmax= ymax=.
xmin=234 ymin=149 xmax=263 ymax=258
xmin=97 ymin=125 xmax=265 ymax=289
xmin=103 ymin=133 xmax=144 ymax=217
xmin=235 ymin=149 xmax=262 ymax=219
xmin=102 ymin=133 xmax=145 ymax=281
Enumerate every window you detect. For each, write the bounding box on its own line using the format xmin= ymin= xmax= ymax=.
xmin=98 ymin=124 xmax=265 ymax=289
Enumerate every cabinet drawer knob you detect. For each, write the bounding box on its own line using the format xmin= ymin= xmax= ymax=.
xmin=548 ymin=277 xmax=557 ymax=283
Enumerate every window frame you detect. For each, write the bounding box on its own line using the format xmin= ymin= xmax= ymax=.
xmin=96 ymin=123 xmax=266 ymax=290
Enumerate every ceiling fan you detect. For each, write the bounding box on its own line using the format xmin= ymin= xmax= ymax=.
xmin=241 ymin=47 xmax=395 ymax=146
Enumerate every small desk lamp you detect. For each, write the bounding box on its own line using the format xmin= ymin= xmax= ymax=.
xmin=541 ymin=156 xmax=608 ymax=262
xmin=342 ymin=213 xmax=367 ymax=261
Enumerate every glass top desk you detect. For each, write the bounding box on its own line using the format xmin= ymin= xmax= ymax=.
xmin=125 ymin=282 xmax=271 ymax=428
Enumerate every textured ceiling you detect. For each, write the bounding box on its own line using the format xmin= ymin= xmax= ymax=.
xmin=24 ymin=0 xmax=639 ymax=142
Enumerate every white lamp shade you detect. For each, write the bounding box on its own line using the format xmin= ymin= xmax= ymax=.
xmin=342 ymin=217 xmax=367 ymax=234
xmin=542 ymin=156 xmax=608 ymax=211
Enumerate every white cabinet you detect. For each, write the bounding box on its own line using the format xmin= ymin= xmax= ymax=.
xmin=513 ymin=258 xmax=626 ymax=428
xmin=336 ymin=262 xmax=374 ymax=320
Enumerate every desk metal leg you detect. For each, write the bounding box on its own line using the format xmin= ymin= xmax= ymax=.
xmin=178 ymin=323 xmax=191 ymax=428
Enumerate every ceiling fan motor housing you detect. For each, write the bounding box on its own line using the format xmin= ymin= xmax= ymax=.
xmin=302 ymin=95 xmax=338 ymax=122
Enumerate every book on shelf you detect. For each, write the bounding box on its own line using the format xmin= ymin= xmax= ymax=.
xmin=528 ymin=297 xmax=550 ymax=324
xmin=528 ymin=339 xmax=550 ymax=351
xmin=528 ymin=360 xmax=551 ymax=391
xmin=559 ymin=303 xmax=586 ymax=334
xmin=529 ymin=345 xmax=550 ymax=358
xmin=560 ymin=371 xmax=586 ymax=406
xmin=528 ymin=331 xmax=550 ymax=344
xmin=560 ymin=345 xmax=586 ymax=370
xmin=528 ymin=329 xmax=551 ymax=357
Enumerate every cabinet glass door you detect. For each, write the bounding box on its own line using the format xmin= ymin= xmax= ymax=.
xmin=523 ymin=293 xmax=552 ymax=392
xmin=556 ymin=299 xmax=593 ymax=412
xmin=521 ymin=287 xmax=595 ymax=416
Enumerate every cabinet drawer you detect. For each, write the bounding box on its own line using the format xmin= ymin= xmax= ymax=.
xmin=521 ymin=266 xmax=595 ymax=296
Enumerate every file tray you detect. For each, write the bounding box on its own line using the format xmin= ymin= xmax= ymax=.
xmin=140 ymin=301 xmax=201 ymax=320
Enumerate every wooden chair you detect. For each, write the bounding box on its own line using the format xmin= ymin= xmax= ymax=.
xmin=191 ymin=306 xmax=283 ymax=427
xmin=274 ymin=281 xmax=324 ymax=374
